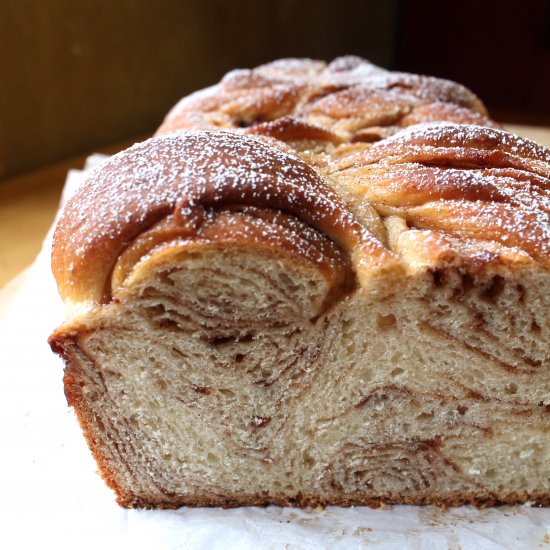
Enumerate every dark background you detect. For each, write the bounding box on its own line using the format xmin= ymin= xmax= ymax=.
xmin=1 ymin=0 xmax=549 ymax=180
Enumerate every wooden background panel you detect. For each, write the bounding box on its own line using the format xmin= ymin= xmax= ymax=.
xmin=397 ymin=0 xmax=550 ymax=125
xmin=0 ymin=0 xmax=399 ymax=180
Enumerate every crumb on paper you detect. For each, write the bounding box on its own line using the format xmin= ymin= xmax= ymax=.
xmin=305 ymin=504 xmax=325 ymax=514
xmin=353 ymin=526 xmax=373 ymax=536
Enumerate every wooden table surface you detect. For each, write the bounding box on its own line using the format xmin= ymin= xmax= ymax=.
xmin=0 ymin=125 xmax=549 ymax=292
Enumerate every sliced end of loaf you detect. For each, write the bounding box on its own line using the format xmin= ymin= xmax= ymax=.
xmin=49 ymin=210 xmax=550 ymax=508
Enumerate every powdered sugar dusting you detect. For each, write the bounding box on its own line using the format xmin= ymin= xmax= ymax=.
xmin=376 ymin=123 xmax=550 ymax=164
xmin=53 ymin=131 xmax=387 ymax=302
xmin=332 ymin=122 xmax=550 ymax=265
xmin=425 ymin=198 xmax=550 ymax=263
xmin=54 ymin=57 xmax=550 ymax=305
xmin=157 ymin=56 xmax=491 ymax=141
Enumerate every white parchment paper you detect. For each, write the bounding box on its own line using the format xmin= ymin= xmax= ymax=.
xmin=0 ymin=156 xmax=548 ymax=550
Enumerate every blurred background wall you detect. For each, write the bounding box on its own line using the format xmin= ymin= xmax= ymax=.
xmin=1 ymin=0 xmax=549 ymax=181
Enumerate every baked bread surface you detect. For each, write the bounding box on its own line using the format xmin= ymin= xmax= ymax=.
xmin=49 ymin=57 xmax=550 ymax=509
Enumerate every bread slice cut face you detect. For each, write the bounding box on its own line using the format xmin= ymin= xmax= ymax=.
xmin=49 ymin=128 xmax=550 ymax=508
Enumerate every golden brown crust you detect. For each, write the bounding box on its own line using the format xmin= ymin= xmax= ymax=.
xmin=329 ymin=123 xmax=550 ymax=270
xmin=151 ymin=57 xmax=548 ymax=279
xmin=117 ymin=491 xmax=550 ymax=510
xmin=52 ymin=131 xmax=392 ymax=307
xmin=156 ymin=56 xmax=495 ymax=141
xmin=52 ymin=125 xmax=550 ymax=309
xmin=52 ymin=57 xmax=550 ymax=309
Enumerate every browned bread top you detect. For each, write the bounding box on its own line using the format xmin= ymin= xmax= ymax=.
xmin=328 ymin=123 xmax=550 ymax=267
xmin=156 ymin=56 xmax=496 ymax=141
xmin=52 ymin=58 xmax=550 ymax=312
xmin=52 ymin=131 xmax=393 ymax=306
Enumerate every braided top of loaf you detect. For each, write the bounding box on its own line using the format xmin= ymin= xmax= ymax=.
xmin=52 ymin=57 xmax=550 ymax=309
xmin=156 ymin=56 xmax=495 ymax=140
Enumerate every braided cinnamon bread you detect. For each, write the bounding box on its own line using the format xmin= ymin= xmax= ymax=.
xmin=49 ymin=57 xmax=550 ymax=509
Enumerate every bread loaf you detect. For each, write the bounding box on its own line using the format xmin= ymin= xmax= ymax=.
xmin=49 ymin=57 xmax=549 ymax=509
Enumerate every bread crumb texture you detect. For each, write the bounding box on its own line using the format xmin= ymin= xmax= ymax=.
xmin=49 ymin=57 xmax=550 ymax=508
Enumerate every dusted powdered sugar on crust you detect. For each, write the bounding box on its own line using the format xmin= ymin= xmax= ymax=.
xmin=334 ymin=123 xmax=550 ymax=267
xmin=371 ymin=123 xmax=550 ymax=164
xmin=53 ymin=61 xmax=550 ymax=307
xmin=156 ymin=56 xmax=494 ymax=140
xmin=52 ymin=131 xmax=391 ymax=305
xmin=150 ymin=56 xmax=549 ymax=277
